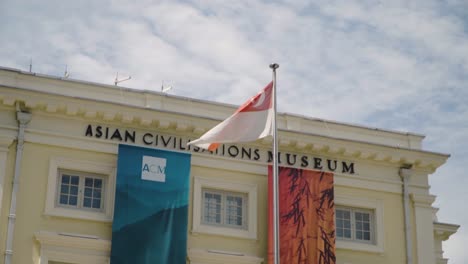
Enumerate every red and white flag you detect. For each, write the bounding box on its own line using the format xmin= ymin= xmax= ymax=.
xmin=188 ymin=82 xmax=274 ymax=151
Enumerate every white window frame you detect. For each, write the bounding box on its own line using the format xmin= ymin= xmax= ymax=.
xmin=201 ymin=188 xmax=248 ymax=230
xmin=192 ymin=176 xmax=257 ymax=240
xmin=45 ymin=157 xmax=116 ymax=222
xmin=336 ymin=206 xmax=375 ymax=243
xmin=335 ymin=195 xmax=384 ymax=253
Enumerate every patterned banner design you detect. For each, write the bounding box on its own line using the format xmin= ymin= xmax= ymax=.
xmin=111 ymin=144 xmax=191 ymax=264
xmin=268 ymin=166 xmax=335 ymax=264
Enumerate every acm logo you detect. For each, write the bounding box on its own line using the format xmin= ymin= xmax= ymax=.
xmin=141 ymin=156 xmax=167 ymax=182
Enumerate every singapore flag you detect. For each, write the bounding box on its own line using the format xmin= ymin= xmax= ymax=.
xmin=188 ymin=82 xmax=274 ymax=151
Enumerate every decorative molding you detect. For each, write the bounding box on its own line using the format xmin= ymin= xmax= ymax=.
xmin=433 ymin=222 xmax=459 ymax=241
xmin=411 ymin=194 xmax=436 ymax=208
xmin=0 ymin=84 xmax=450 ymax=173
xmin=188 ymin=248 xmax=263 ymax=264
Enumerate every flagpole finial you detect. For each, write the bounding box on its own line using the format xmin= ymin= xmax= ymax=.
xmin=269 ymin=63 xmax=279 ymax=70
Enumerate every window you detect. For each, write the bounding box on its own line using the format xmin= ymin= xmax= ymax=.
xmin=57 ymin=170 xmax=105 ymax=211
xmin=192 ymin=176 xmax=257 ymax=239
xmin=45 ymin=157 xmax=116 ymax=222
xmin=336 ymin=207 xmax=374 ymax=243
xmin=202 ymin=189 xmax=247 ymax=230
xmin=335 ymin=195 xmax=384 ymax=253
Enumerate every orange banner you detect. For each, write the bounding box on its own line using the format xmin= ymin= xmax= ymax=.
xmin=268 ymin=166 xmax=335 ymax=264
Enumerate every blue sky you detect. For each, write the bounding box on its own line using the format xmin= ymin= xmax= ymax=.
xmin=1 ymin=0 xmax=467 ymax=262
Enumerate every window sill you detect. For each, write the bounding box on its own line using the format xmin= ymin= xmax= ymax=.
xmin=337 ymin=240 xmax=384 ymax=254
xmin=188 ymin=248 xmax=263 ymax=264
xmin=192 ymin=224 xmax=256 ymax=240
xmin=44 ymin=207 xmax=112 ymax=223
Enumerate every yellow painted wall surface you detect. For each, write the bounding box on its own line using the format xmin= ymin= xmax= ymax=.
xmin=0 ymin=143 xmax=17 ymax=263
xmin=8 ymin=143 xmax=114 ymax=264
xmin=2 ymin=141 xmax=413 ymax=264
xmin=335 ymin=186 xmax=407 ymax=264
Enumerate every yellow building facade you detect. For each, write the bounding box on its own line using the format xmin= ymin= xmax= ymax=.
xmin=0 ymin=67 xmax=458 ymax=264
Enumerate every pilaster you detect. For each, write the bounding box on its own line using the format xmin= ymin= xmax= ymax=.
xmin=411 ymin=194 xmax=436 ymax=264
xmin=0 ymin=136 xmax=15 ymax=214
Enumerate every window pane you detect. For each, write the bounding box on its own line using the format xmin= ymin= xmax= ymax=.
xmin=355 ymin=212 xmax=362 ymax=221
xmin=364 ymin=232 xmax=370 ymax=241
xmin=92 ymin=199 xmax=101 ymax=209
xmin=69 ymin=196 xmax=78 ymax=206
xmin=57 ymin=171 xmax=106 ymax=211
xmin=62 ymin=175 xmax=70 ymax=184
xmin=83 ymin=198 xmax=91 ymax=208
xmin=363 ymin=213 xmax=369 ymax=222
xmin=344 ymin=229 xmax=351 ymax=238
xmin=85 ymin=178 xmax=93 ymax=187
xmin=203 ymin=191 xmax=222 ymax=224
xmin=336 ymin=208 xmax=352 ymax=240
xmin=60 ymin=185 xmax=69 ymax=194
xmin=70 ymin=186 xmax=78 ymax=195
xmin=336 ymin=228 xmax=343 ymax=238
xmin=84 ymin=187 xmax=92 ymax=197
xmin=336 ymin=207 xmax=375 ymax=243
xmin=336 ymin=219 xmax=343 ymax=228
xmin=343 ymin=210 xmax=351 ymax=219
xmin=356 ymin=231 xmax=362 ymax=240
xmin=363 ymin=223 xmax=370 ymax=231
xmin=336 ymin=210 xmax=343 ymax=218
xmin=226 ymin=195 xmax=243 ymax=227
xmin=344 ymin=220 xmax=351 ymax=229
xmin=59 ymin=194 xmax=68 ymax=205
xmin=70 ymin=176 xmax=79 ymax=185
xmin=356 ymin=222 xmax=362 ymax=230
xmin=94 ymin=179 xmax=102 ymax=188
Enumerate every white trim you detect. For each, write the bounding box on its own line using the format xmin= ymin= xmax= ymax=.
xmin=44 ymin=157 xmax=116 ymax=222
xmin=0 ymin=136 xmax=14 ymax=215
xmin=335 ymin=195 xmax=385 ymax=253
xmin=188 ymin=248 xmax=263 ymax=264
xmin=192 ymin=177 xmax=257 ymax=240
xmin=34 ymin=231 xmax=110 ymax=264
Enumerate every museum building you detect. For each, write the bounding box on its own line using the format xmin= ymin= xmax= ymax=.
xmin=0 ymin=66 xmax=459 ymax=264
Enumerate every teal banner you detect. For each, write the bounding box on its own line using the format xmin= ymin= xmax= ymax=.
xmin=111 ymin=144 xmax=191 ymax=264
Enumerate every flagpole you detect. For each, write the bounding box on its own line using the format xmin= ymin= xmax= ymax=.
xmin=269 ymin=63 xmax=280 ymax=264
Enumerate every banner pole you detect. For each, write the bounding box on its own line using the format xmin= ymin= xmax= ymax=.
xmin=269 ymin=63 xmax=280 ymax=264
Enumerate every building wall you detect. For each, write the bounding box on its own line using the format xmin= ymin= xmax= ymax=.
xmin=7 ymin=143 xmax=114 ymax=264
xmin=0 ymin=69 xmax=458 ymax=264
xmin=1 ymin=139 xmax=415 ymax=264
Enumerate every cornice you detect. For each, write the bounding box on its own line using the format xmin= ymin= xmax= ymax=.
xmin=411 ymin=194 xmax=437 ymax=208
xmin=433 ymin=222 xmax=460 ymax=241
xmin=0 ymin=85 xmax=449 ymax=173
